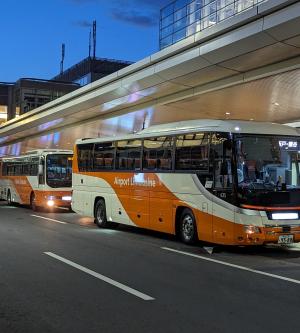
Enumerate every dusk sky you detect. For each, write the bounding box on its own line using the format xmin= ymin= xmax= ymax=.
xmin=1 ymin=0 xmax=170 ymax=82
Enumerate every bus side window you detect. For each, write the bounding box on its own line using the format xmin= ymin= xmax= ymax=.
xmin=175 ymin=132 xmax=209 ymax=171
xmin=77 ymin=144 xmax=94 ymax=172
xmin=94 ymin=142 xmax=115 ymax=171
xmin=143 ymin=136 xmax=173 ymax=171
xmin=116 ymin=140 xmax=142 ymax=171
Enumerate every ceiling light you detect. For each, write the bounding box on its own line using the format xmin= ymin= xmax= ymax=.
xmin=274 ymin=102 xmax=279 ymax=106
xmin=225 ymin=112 xmax=230 ymax=115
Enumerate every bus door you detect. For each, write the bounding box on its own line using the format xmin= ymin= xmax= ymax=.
xmin=211 ymin=134 xmax=235 ymax=244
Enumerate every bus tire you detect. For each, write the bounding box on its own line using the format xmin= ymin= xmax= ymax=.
xmin=30 ymin=193 xmax=38 ymax=212
xmin=7 ymin=191 xmax=12 ymax=206
xmin=179 ymin=208 xmax=198 ymax=245
xmin=94 ymin=199 xmax=108 ymax=228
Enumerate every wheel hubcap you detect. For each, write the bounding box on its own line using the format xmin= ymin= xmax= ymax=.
xmin=182 ymin=215 xmax=194 ymax=240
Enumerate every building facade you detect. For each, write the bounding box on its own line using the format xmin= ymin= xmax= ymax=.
xmin=159 ymin=0 xmax=267 ymax=49
xmin=52 ymin=57 xmax=132 ymax=86
xmin=0 ymin=79 xmax=79 ymax=121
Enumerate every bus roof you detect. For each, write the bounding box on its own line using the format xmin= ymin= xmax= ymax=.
xmin=75 ymin=119 xmax=300 ymax=145
xmin=1 ymin=149 xmax=73 ymax=160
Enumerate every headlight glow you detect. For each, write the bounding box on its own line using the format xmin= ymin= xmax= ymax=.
xmin=47 ymin=200 xmax=55 ymax=207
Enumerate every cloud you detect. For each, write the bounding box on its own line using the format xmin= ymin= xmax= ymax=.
xmin=68 ymin=0 xmax=170 ymax=28
xmin=73 ymin=20 xmax=93 ymax=27
xmin=111 ymin=9 xmax=157 ymax=27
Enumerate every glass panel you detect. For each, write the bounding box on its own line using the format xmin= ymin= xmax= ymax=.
xmin=161 ymin=25 xmax=173 ymax=39
xmin=77 ymin=144 xmax=94 ymax=172
xmin=160 ymin=35 xmax=173 ymax=49
xmin=186 ymin=22 xmax=197 ymax=36
xmin=174 ymin=0 xmax=189 ymax=10
xmin=188 ymin=0 xmax=203 ymax=14
xmin=176 ymin=133 xmax=210 ymax=171
xmin=46 ymin=154 xmax=72 ymax=188
xmin=174 ymin=16 xmax=187 ymax=32
xmin=116 ymin=140 xmax=142 ymax=170
xmin=210 ymin=133 xmax=233 ymax=189
xmin=235 ymin=135 xmax=300 ymax=206
xmin=174 ymin=7 xmax=187 ymax=21
xmin=161 ymin=14 xmax=174 ymax=28
xmin=143 ymin=137 xmax=173 ymax=171
xmin=173 ymin=28 xmax=187 ymax=43
xmin=161 ymin=3 xmax=174 ymax=18
xmin=94 ymin=142 xmax=115 ymax=170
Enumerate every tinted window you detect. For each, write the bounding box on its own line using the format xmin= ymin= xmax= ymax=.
xmin=143 ymin=136 xmax=173 ymax=171
xmin=210 ymin=133 xmax=233 ymax=189
xmin=77 ymin=144 xmax=94 ymax=172
xmin=94 ymin=142 xmax=115 ymax=170
xmin=47 ymin=154 xmax=72 ymax=188
xmin=116 ymin=140 xmax=142 ymax=170
xmin=175 ymin=133 xmax=209 ymax=171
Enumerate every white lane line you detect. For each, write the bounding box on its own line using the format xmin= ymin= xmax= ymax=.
xmin=31 ymin=215 xmax=67 ymax=225
xmin=44 ymin=252 xmax=155 ymax=301
xmin=162 ymin=247 xmax=300 ymax=285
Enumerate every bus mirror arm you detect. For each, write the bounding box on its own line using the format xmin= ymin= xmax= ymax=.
xmin=38 ymin=165 xmax=44 ymax=175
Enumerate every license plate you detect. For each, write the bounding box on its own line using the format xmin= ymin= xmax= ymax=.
xmin=278 ymin=235 xmax=294 ymax=244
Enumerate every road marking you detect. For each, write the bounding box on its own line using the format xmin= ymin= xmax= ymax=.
xmin=162 ymin=247 xmax=300 ymax=285
xmin=0 ymin=205 xmax=17 ymax=209
xmin=31 ymin=215 xmax=67 ymax=224
xmin=44 ymin=252 xmax=155 ymax=301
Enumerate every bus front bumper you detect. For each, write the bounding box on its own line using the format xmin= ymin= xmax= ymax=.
xmin=45 ymin=195 xmax=72 ymax=209
xmin=235 ymin=224 xmax=300 ymax=245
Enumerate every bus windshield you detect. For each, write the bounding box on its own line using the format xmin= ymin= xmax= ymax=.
xmin=235 ymin=134 xmax=300 ymax=207
xmin=46 ymin=154 xmax=72 ymax=188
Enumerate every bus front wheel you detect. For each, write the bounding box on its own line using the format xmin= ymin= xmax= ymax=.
xmin=179 ymin=208 xmax=198 ymax=245
xmin=94 ymin=199 xmax=108 ymax=228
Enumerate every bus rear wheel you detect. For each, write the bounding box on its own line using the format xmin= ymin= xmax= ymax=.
xmin=94 ymin=199 xmax=108 ymax=228
xmin=179 ymin=208 xmax=198 ymax=245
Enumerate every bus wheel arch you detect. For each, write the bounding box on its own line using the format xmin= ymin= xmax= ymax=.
xmin=94 ymin=197 xmax=108 ymax=228
xmin=176 ymin=206 xmax=198 ymax=245
xmin=30 ymin=192 xmax=38 ymax=211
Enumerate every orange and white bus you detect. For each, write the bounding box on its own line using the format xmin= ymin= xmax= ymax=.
xmin=0 ymin=149 xmax=73 ymax=210
xmin=71 ymin=120 xmax=300 ymax=245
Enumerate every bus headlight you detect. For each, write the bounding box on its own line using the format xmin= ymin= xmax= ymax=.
xmin=62 ymin=196 xmax=72 ymax=201
xmin=47 ymin=200 xmax=55 ymax=207
xmin=243 ymin=225 xmax=261 ymax=234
